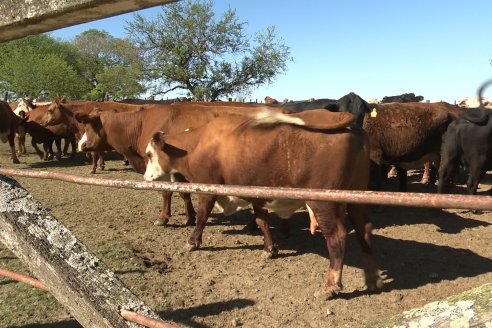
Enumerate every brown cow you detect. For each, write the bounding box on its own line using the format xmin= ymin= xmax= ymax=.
xmin=0 ymin=100 xmax=21 ymax=163
xmin=24 ymin=106 xmax=75 ymax=160
xmin=75 ymin=103 xmax=291 ymax=226
xmin=143 ymin=109 xmax=382 ymax=299
xmin=41 ymin=99 xmax=141 ymax=173
xmin=364 ymin=101 xmax=460 ymax=191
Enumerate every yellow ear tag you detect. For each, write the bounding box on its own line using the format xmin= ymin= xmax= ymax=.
xmin=370 ymin=108 xmax=378 ymax=118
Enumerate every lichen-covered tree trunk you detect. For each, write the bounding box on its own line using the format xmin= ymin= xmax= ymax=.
xmin=0 ymin=174 xmax=176 ymax=328
xmin=372 ymin=283 xmax=492 ymax=327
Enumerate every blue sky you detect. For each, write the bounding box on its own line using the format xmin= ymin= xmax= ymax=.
xmin=50 ymin=0 xmax=492 ymax=103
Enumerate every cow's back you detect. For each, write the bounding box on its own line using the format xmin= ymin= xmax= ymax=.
xmin=189 ymin=116 xmax=370 ymax=191
xmin=363 ymin=102 xmax=452 ymax=166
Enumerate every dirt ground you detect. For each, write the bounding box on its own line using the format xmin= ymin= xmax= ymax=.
xmin=0 ymin=140 xmax=491 ymax=328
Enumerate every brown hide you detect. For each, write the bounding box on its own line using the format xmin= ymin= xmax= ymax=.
xmin=0 ymin=100 xmax=20 ymax=163
xmin=152 ymin=113 xmax=380 ymax=297
xmin=364 ymin=102 xmax=457 ymax=169
xmin=160 ymin=114 xmax=369 ymax=194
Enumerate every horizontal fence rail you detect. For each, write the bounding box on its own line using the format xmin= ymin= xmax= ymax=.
xmin=0 ymin=168 xmax=491 ymax=211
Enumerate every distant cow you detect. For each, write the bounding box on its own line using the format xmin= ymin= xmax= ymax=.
xmin=143 ymin=109 xmax=383 ymax=299
xmin=438 ymin=107 xmax=492 ymax=198
xmin=0 ymin=100 xmax=20 ymax=163
xmin=381 ymin=93 xmax=424 ymax=103
xmin=10 ymin=98 xmax=36 ymax=156
xmin=364 ymin=102 xmax=460 ymax=191
xmin=457 ymin=96 xmax=492 ymax=109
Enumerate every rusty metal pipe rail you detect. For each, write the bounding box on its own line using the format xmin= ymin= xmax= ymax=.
xmin=0 ymin=268 xmax=179 ymax=328
xmin=0 ymin=168 xmax=491 ymax=210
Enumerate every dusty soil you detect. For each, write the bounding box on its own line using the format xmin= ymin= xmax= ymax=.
xmin=0 ymin=139 xmax=491 ymax=328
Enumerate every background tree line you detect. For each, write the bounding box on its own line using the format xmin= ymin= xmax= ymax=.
xmin=0 ymin=0 xmax=291 ymax=102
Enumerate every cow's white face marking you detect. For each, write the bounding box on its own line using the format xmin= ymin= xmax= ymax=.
xmin=143 ymin=141 xmax=174 ymax=182
xmin=78 ymin=132 xmax=87 ymax=151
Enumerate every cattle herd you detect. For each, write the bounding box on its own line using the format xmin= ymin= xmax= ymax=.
xmin=0 ymin=84 xmax=491 ymax=299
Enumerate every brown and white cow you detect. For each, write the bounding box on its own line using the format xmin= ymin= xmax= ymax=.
xmin=75 ymin=103 xmax=292 ymax=227
xmin=143 ymin=109 xmax=383 ymax=299
xmin=41 ymin=99 xmax=142 ymax=173
xmin=0 ymin=100 xmax=21 ymax=163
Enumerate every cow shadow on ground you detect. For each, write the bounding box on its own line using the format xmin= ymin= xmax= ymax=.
xmin=370 ymin=206 xmax=490 ymax=234
xmin=199 ymin=210 xmax=492 ymax=300
xmin=158 ymin=299 xmax=255 ymax=328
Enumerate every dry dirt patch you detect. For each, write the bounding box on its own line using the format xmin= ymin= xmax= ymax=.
xmin=0 ymin=141 xmax=491 ymax=327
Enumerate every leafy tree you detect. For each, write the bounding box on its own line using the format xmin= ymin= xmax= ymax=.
xmin=125 ymin=0 xmax=292 ymax=101
xmin=73 ymin=29 xmax=144 ymax=100
xmin=0 ymin=34 xmax=90 ymax=100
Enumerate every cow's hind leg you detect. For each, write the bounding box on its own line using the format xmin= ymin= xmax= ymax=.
xmin=187 ymin=194 xmax=216 ymax=250
xmin=307 ymin=201 xmax=347 ymax=299
xmin=346 ymin=203 xmax=383 ymax=293
xmin=252 ymin=206 xmax=278 ymax=258
xmin=179 ymin=192 xmax=196 ymax=226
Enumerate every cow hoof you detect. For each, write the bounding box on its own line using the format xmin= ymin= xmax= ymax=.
xmin=472 ymin=209 xmax=484 ymax=215
xmin=89 ymin=169 xmax=96 ymax=174
xmin=185 ymin=218 xmax=196 ymax=226
xmin=185 ymin=241 xmax=200 ymax=251
xmin=365 ymin=274 xmax=384 ymax=293
xmin=320 ymin=284 xmax=343 ymax=300
xmin=154 ymin=218 xmax=169 ymax=226
xmin=12 ymin=158 xmax=20 ymax=164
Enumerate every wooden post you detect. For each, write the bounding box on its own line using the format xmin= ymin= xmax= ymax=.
xmin=0 ymin=0 xmax=177 ymax=42
xmin=0 ymin=175 xmax=177 ymax=328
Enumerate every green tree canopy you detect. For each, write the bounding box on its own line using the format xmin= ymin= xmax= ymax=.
xmin=73 ymin=29 xmax=145 ymax=100
xmin=0 ymin=34 xmax=89 ymax=100
xmin=125 ymin=0 xmax=292 ymax=101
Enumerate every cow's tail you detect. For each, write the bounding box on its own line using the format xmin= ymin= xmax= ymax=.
xmin=251 ymin=109 xmax=306 ymax=127
xmin=477 ymin=78 xmax=492 ymax=108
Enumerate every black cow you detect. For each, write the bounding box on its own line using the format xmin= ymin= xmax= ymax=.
xmin=269 ymin=92 xmax=371 ymax=128
xmin=438 ymin=107 xmax=492 ymax=197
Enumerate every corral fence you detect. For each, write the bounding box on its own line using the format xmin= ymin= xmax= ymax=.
xmin=0 ymin=167 xmax=492 ymax=327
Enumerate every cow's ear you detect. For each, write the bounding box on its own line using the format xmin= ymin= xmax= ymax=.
xmin=151 ymin=131 xmax=164 ymax=148
xmin=60 ymin=96 xmax=68 ymax=104
xmin=74 ymin=112 xmax=98 ymax=124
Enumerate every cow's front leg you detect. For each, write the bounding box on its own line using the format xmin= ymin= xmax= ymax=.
xmin=187 ymin=194 xmax=216 ymax=250
xmin=155 ymin=191 xmax=173 ymax=226
xmin=252 ymin=206 xmax=278 ymax=258
xmin=9 ymin=134 xmax=20 ymax=164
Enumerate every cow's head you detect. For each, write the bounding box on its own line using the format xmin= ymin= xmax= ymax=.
xmin=143 ymin=132 xmax=187 ymax=182
xmin=334 ymin=92 xmax=371 ymax=128
xmin=43 ymin=97 xmax=67 ymax=126
xmin=74 ymin=110 xmax=106 ymax=152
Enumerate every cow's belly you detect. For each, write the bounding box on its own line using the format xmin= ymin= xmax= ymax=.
xmin=388 ymin=152 xmax=440 ymax=170
xmin=215 ymin=196 xmax=304 ymax=219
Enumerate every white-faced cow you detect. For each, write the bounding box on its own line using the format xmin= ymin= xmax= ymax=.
xmin=143 ymin=109 xmax=383 ymax=299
